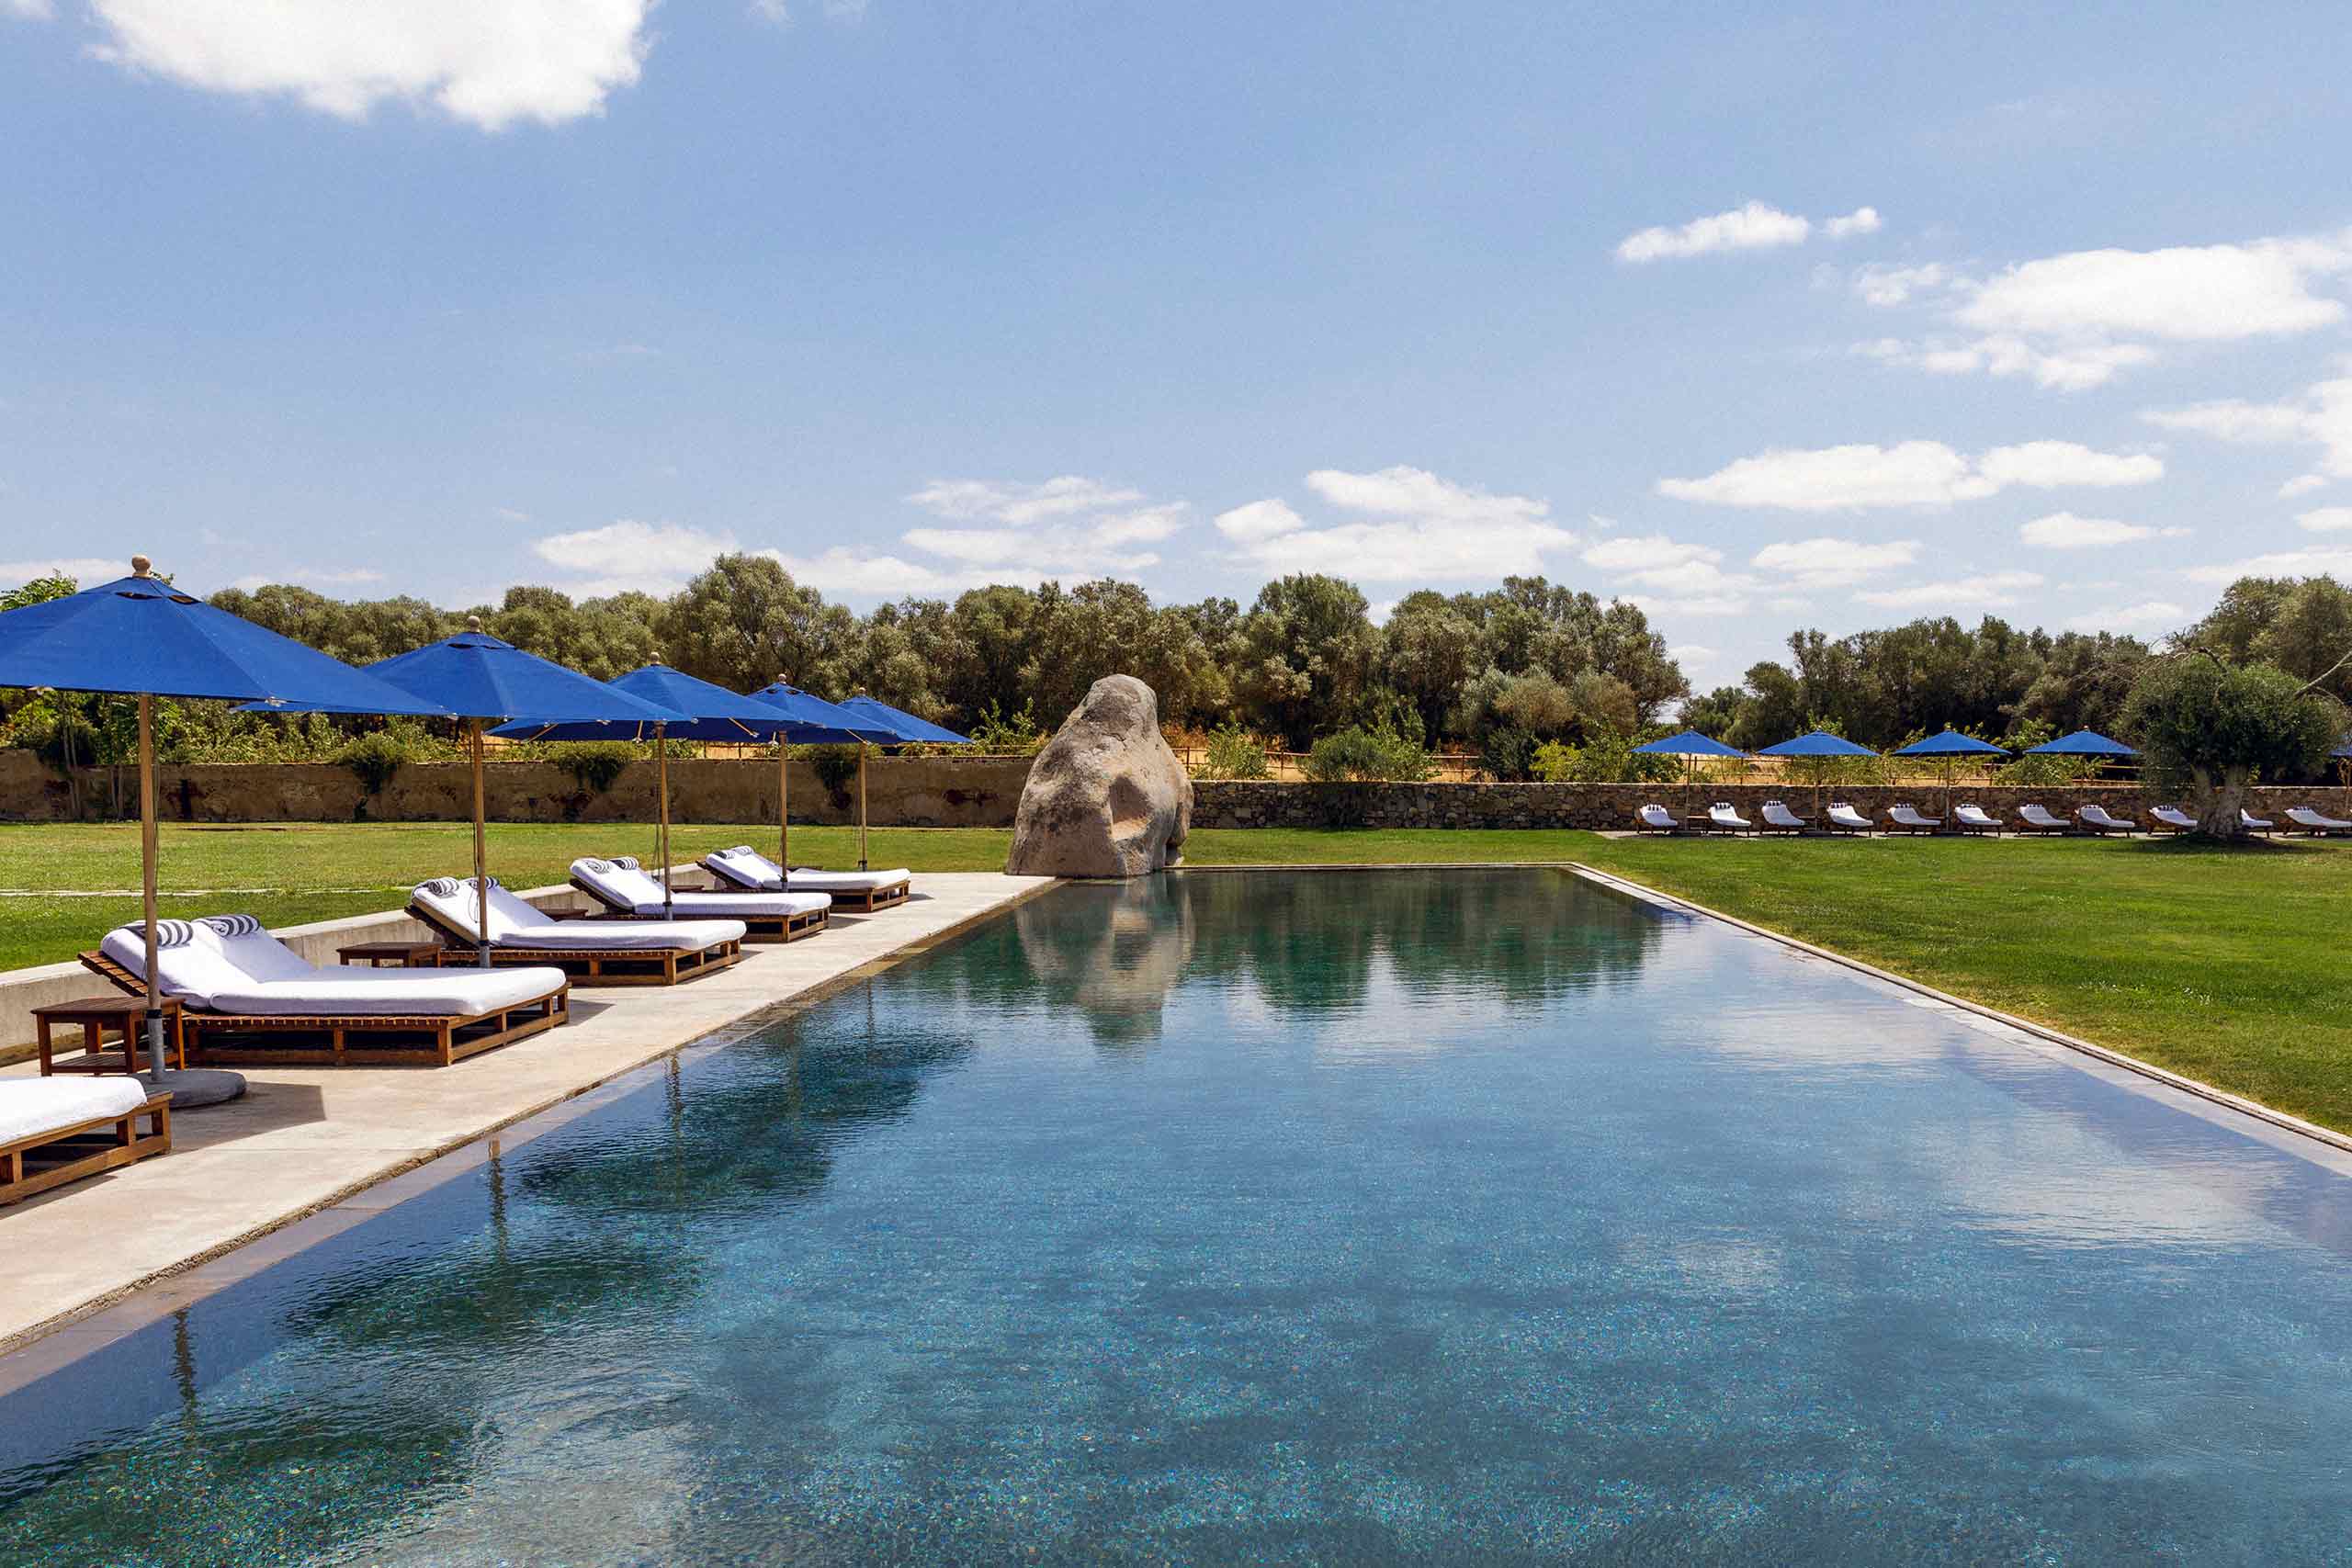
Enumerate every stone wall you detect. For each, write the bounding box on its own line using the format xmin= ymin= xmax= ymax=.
xmin=0 ymin=750 xmax=1034 ymax=829
xmin=1190 ymin=779 xmax=2352 ymax=831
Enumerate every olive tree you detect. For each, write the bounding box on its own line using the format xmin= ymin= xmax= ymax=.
xmin=2120 ymin=657 xmax=2341 ymax=838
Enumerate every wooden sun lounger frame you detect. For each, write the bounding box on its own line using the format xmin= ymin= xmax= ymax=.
xmin=2284 ymin=808 xmax=2352 ymax=837
xmin=0 ymin=1090 xmax=170 ymax=1207
xmin=2014 ymin=807 xmax=2071 ymax=837
xmin=79 ymin=950 xmax=570 ymax=1067
xmin=408 ymin=900 xmax=743 ymax=987
xmin=1884 ymin=807 xmax=1943 ymax=836
xmin=1633 ymin=807 xmax=1680 ymax=835
xmin=569 ymin=875 xmax=828 ymax=943
xmin=1951 ymin=807 xmax=2001 ymax=837
xmin=2149 ymin=809 xmax=2195 ymax=836
xmin=2077 ymin=807 xmax=2138 ymax=837
xmin=703 ymin=857 xmax=912 ymax=914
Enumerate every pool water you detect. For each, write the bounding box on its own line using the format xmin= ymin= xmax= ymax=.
xmin=6 ymin=869 xmax=2352 ymax=1563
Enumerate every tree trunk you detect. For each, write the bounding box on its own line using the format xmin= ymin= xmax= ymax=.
xmin=2191 ymin=764 xmax=2251 ymax=839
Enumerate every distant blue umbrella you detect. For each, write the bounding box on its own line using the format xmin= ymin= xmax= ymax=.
xmin=1634 ymin=728 xmax=1747 ymax=759
xmin=0 ymin=559 xmax=451 ymax=1101
xmin=746 ymin=682 xmax=904 ymax=869
xmin=494 ymin=664 xmax=801 ymax=918
xmin=2025 ymin=728 xmax=2138 ymax=757
xmin=1891 ymin=729 xmax=2007 ymax=757
xmin=335 ymin=625 xmax=684 ymax=959
xmin=1894 ymin=730 xmax=2008 ymax=813
xmin=1758 ymin=731 xmax=1878 ymax=814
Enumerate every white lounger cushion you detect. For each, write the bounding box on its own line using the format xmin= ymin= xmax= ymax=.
xmin=2289 ymin=807 xmax=2352 ymax=828
xmin=573 ymin=859 xmax=829 ymax=920
xmin=0 ymin=1077 xmax=152 ymax=1146
xmin=100 ymin=918 xmax=565 ymax=1017
xmin=414 ymin=878 xmax=744 ymax=953
xmin=2018 ymin=806 xmax=2066 ymax=826
xmin=2153 ymin=807 xmax=2196 ymax=827
xmin=1762 ymin=802 xmax=1805 ymax=828
xmin=1827 ymin=804 xmax=1872 ymax=829
xmin=1890 ymin=806 xmax=1938 ymax=825
xmin=1638 ymin=805 xmax=1676 ymax=828
xmin=1955 ymin=806 xmax=1998 ymax=826
xmin=707 ymin=847 xmax=909 ymax=893
xmin=2241 ymin=810 xmax=2273 ymax=828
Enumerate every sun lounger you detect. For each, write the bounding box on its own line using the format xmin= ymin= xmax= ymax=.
xmin=1759 ymin=800 xmax=1810 ymax=834
xmin=83 ymin=915 xmax=570 ymax=1066
xmin=571 ymin=858 xmax=829 ymax=942
xmin=1885 ymin=804 xmax=1941 ymax=834
xmin=0 ymin=1077 xmax=170 ymax=1207
xmin=2016 ymin=804 xmax=2070 ymax=836
xmin=411 ymin=878 xmax=745 ymax=987
xmin=1635 ymin=804 xmax=1680 ymax=834
xmin=2286 ymin=807 xmax=2352 ymax=836
xmin=2240 ymin=809 xmax=2275 ymax=837
xmin=1826 ymin=802 xmax=1873 ymax=836
xmin=703 ymin=846 xmax=912 ymax=913
xmin=2078 ymin=804 xmax=2138 ymax=836
xmin=1706 ymin=802 xmax=1755 ymax=835
xmin=2151 ymin=806 xmax=2197 ymax=835
xmin=1953 ymin=804 xmax=2001 ymax=836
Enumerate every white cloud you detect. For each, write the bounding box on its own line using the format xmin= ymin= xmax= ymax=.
xmin=1750 ymin=537 xmax=1920 ymax=588
xmin=1580 ymin=535 xmax=1752 ymax=604
xmin=83 ymin=1 xmax=654 ymax=130
xmin=0 ymin=557 xmax=130 ymax=587
xmin=1960 ymin=235 xmax=2351 ymax=343
xmin=531 ymin=519 xmax=737 ymax=597
xmin=905 ymin=475 xmax=1146 ymax=525
xmin=2297 ymin=507 xmax=2352 ymax=533
xmin=1823 ymin=207 xmax=1882 ymax=239
xmin=1219 ymin=466 xmax=1577 ymax=581
xmin=760 ymin=547 xmax=976 ymax=598
xmin=2184 ymin=545 xmax=2352 ymax=584
xmin=2067 ymin=601 xmax=2187 ymax=633
xmin=1977 ymin=441 xmax=2164 ymax=489
xmin=1851 ymin=263 xmax=1949 ymax=308
xmin=750 ymin=0 xmax=866 ymax=22
xmin=1657 ymin=440 xmax=2158 ymax=511
xmin=1856 ymin=230 xmax=2352 ymax=389
xmin=1613 ymin=201 xmax=1813 ymax=263
xmin=1855 ymin=570 xmax=2045 ymax=610
xmin=492 ymin=506 xmax=532 ymax=524
xmin=2279 ymin=474 xmax=2330 ymax=499
xmin=4 ymin=0 xmax=54 ymax=20
xmin=2018 ymin=512 xmax=2182 ymax=549
xmin=1212 ymin=499 xmax=1306 ymax=542
xmin=225 ymin=566 xmax=389 ymax=592
xmin=2143 ymin=378 xmax=2352 ymax=479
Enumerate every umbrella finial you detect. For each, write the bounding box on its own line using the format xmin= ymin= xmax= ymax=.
xmin=467 ymin=615 xmax=483 ymax=633
xmin=130 ymin=555 xmax=152 ymax=577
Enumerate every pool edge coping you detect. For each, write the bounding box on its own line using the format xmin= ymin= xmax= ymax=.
xmin=1566 ymin=861 xmax=2352 ymax=1160
xmin=0 ymin=877 xmax=1066 ymax=1372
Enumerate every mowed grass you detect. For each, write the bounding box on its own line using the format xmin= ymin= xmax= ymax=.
xmin=7 ymin=820 xmax=2349 ymax=1136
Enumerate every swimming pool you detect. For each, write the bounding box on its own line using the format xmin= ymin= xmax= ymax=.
xmin=5 ymin=868 xmax=2351 ymax=1562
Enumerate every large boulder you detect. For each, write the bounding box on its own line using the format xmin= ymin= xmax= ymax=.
xmin=1006 ymin=675 xmax=1192 ymax=878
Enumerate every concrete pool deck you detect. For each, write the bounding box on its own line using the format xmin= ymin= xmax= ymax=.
xmin=0 ymin=872 xmax=1056 ymax=1352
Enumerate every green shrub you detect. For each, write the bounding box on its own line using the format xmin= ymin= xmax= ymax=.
xmin=1478 ymin=725 xmax=1537 ymax=783
xmin=336 ymin=731 xmax=408 ymax=796
xmin=1197 ymin=723 xmax=1272 ymax=780
xmin=967 ymin=699 xmax=1048 ymax=755
xmin=551 ymin=741 xmax=636 ymax=795
xmin=1304 ymin=725 xmax=1436 ymax=783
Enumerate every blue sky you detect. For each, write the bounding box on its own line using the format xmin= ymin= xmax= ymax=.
xmin=5 ymin=2 xmax=2352 ymax=691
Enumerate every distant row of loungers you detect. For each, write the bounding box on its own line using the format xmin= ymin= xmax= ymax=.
xmin=2 ymin=849 xmax=917 ymax=1208
xmin=1636 ymin=802 xmax=2352 ymax=838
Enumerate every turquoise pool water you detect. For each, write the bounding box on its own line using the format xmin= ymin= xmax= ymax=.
xmin=6 ymin=869 xmax=2352 ymax=1562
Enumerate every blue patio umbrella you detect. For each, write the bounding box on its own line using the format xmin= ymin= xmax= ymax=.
xmin=349 ymin=624 xmax=683 ymax=961
xmin=1634 ymin=728 xmax=1747 ymax=795
xmin=746 ymin=681 xmax=902 ymax=869
xmin=495 ymin=663 xmax=797 ymax=918
xmin=2025 ymin=728 xmax=2139 ymax=757
xmin=0 ymin=558 xmax=452 ymax=1102
xmin=1893 ymin=729 xmax=2009 ymax=813
xmin=1758 ymin=730 xmax=1880 ymax=815
xmin=831 ymin=694 xmax=972 ymax=870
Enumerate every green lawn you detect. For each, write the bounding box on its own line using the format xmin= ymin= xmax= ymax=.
xmin=8 ymin=820 xmax=2349 ymax=1137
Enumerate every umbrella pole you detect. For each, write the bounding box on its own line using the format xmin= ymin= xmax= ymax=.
xmin=778 ymin=742 xmax=790 ymax=871
xmin=139 ymin=694 xmax=165 ymax=1083
xmin=856 ymin=742 xmax=869 ymax=872
xmin=471 ymin=718 xmax=492 ymax=968
xmin=657 ymin=725 xmax=673 ymax=919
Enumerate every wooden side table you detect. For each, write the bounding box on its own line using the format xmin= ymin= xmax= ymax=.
xmin=334 ymin=941 xmax=443 ymax=968
xmin=33 ymin=996 xmax=185 ymax=1076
